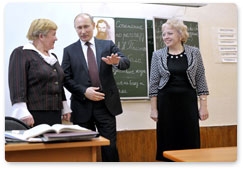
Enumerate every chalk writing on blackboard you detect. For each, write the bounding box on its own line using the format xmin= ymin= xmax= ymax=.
xmin=114 ymin=18 xmax=149 ymax=99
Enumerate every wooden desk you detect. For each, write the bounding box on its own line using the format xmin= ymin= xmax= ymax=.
xmin=163 ymin=146 xmax=237 ymax=162
xmin=5 ymin=136 xmax=109 ymax=162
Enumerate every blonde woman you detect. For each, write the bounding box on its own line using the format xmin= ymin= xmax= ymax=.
xmin=8 ymin=19 xmax=71 ymax=127
xmin=149 ymin=17 xmax=209 ymax=161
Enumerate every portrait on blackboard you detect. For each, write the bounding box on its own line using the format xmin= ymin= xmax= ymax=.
xmin=94 ymin=17 xmax=115 ymax=42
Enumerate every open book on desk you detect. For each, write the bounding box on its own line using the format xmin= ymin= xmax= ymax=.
xmin=5 ymin=124 xmax=99 ymax=142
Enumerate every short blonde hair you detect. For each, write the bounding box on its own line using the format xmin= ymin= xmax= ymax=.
xmin=26 ymin=18 xmax=57 ymax=40
xmin=162 ymin=17 xmax=189 ymax=44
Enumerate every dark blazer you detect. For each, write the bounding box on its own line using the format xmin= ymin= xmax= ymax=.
xmin=61 ymin=38 xmax=130 ymax=123
xmin=9 ymin=46 xmax=66 ymax=110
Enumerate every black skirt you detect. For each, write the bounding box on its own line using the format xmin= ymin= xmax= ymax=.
xmin=30 ymin=110 xmax=62 ymax=126
xmin=156 ymin=52 xmax=200 ymax=161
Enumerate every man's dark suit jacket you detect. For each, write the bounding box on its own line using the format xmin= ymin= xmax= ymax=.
xmin=61 ymin=38 xmax=130 ymax=123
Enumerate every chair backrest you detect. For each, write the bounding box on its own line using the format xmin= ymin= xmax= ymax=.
xmin=5 ymin=116 xmax=30 ymax=130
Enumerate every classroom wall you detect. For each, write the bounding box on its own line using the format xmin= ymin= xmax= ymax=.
xmin=114 ymin=125 xmax=237 ymax=162
xmin=4 ymin=3 xmax=237 ymax=130
xmin=117 ymin=3 xmax=238 ymax=130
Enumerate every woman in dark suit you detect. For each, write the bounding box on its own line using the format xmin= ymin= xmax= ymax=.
xmin=149 ymin=17 xmax=209 ymax=161
xmin=61 ymin=13 xmax=130 ymax=162
xmin=8 ymin=18 xmax=71 ymax=127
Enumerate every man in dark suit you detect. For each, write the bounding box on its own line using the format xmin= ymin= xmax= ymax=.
xmin=61 ymin=13 xmax=130 ymax=162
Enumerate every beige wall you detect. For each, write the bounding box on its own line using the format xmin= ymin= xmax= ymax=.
xmin=117 ymin=3 xmax=238 ymax=130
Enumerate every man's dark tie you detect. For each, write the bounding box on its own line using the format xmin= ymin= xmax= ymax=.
xmin=85 ymin=42 xmax=101 ymax=87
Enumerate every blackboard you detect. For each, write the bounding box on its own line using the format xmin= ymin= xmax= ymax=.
xmin=112 ymin=17 xmax=199 ymax=99
xmin=153 ymin=18 xmax=199 ymax=51
xmin=114 ymin=18 xmax=149 ymax=99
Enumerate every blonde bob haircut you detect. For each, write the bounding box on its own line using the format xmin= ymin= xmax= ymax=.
xmin=162 ymin=17 xmax=189 ymax=44
xmin=26 ymin=18 xmax=57 ymax=41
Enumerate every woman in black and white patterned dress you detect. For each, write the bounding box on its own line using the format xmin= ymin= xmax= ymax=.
xmin=149 ymin=17 xmax=209 ymax=161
